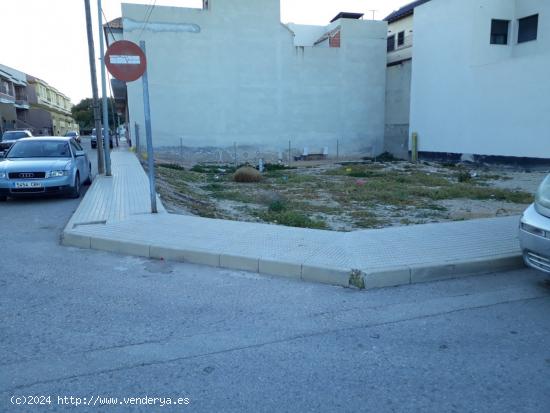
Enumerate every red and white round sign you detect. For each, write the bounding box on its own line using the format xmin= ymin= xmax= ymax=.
xmin=105 ymin=40 xmax=147 ymax=82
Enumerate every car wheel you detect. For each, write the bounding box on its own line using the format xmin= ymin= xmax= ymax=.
xmin=70 ymin=174 xmax=81 ymax=199
xmin=84 ymin=164 xmax=93 ymax=185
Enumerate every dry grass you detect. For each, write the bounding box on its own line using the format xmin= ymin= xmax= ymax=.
xmin=155 ymin=160 xmax=534 ymax=231
xmin=233 ymin=167 xmax=262 ymax=183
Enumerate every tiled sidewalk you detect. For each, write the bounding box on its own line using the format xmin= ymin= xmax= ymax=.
xmin=62 ymin=150 xmax=524 ymax=288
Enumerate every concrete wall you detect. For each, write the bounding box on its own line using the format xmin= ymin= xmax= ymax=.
xmin=409 ymin=0 xmax=550 ymax=159
xmin=122 ymin=0 xmax=387 ymax=158
xmin=384 ymin=59 xmax=412 ymax=159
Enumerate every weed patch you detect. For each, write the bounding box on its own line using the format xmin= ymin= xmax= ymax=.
xmin=256 ymin=209 xmax=327 ymax=229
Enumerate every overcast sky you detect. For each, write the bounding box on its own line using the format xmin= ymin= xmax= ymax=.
xmin=1 ymin=0 xmax=409 ymax=104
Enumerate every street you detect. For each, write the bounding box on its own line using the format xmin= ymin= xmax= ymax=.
xmin=0 ymin=142 xmax=548 ymax=412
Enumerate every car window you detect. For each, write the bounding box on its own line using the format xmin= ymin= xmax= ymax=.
xmin=73 ymin=139 xmax=84 ymax=151
xmin=70 ymin=140 xmax=78 ymax=155
xmin=2 ymin=131 xmax=29 ymax=140
xmin=7 ymin=140 xmax=72 ymax=158
xmin=70 ymin=140 xmax=83 ymax=155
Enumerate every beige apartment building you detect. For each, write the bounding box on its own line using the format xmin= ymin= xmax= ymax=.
xmin=26 ymin=75 xmax=78 ymax=136
xmin=0 ymin=63 xmax=78 ymax=136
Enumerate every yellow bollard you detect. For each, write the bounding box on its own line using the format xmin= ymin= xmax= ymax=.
xmin=411 ymin=132 xmax=418 ymax=163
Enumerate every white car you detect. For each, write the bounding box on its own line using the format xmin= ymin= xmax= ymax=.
xmin=519 ymin=174 xmax=550 ymax=274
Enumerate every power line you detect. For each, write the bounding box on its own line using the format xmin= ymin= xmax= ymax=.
xmin=137 ymin=0 xmax=157 ymax=41
xmin=101 ymin=7 xmax=117 ymax=44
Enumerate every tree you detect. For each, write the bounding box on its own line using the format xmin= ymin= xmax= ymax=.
xmin=71 ymin=98 xmax=124 ymax=133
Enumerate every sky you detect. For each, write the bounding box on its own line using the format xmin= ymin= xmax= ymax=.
xmin=1 ymin=0 xmax=409 ymax=104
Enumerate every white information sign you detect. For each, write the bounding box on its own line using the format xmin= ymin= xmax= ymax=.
xmin=109 ymin=55 xmax=141 ymax=65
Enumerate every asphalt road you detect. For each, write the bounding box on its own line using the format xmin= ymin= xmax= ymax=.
xmin=1 ymin=140 xmax=549 ymax=412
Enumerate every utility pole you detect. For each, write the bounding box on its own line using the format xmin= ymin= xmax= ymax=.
xmin=98 ymin=0 xmax=112 ymax=176
xmin=83 ymin=0 xmax=104 ymax=174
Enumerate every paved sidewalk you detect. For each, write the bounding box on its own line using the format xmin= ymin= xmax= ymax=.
xmin=62 ymin=150 xmax=525 ymax=288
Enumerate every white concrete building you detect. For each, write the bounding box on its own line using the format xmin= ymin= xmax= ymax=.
xmin=121 ymin=0 xmax=387 ymax=159
xmin=409 ymin=0 xmax=550 ymax=160
xmin=383 ymin=0 xmax=430 ymax=159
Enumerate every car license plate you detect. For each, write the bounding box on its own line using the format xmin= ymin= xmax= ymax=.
xmin=15 ymin=181 xmax=43 ymax=189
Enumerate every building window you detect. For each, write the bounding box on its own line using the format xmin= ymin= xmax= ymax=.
xmin=518 ymin=14 xmax=538 ymax=43
xmin=387 ymin=35 xmax=395 ymax=52
xmin=397 ymin=31 xmax=405 ymax=46
xmin=490 ymin=19 xmax=509 ymax=44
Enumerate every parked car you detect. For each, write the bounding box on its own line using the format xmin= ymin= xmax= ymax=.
xmin=0 ymin=129 xmax=33 ymax=153
xmin=91 ymin=128 xmax=113 ymax=149
xmin=519 ymin=173 xmax=550 ymax=274
xmin=0 ymin=136 xmax=92 ymax=201
xmin=65 ymin=130 xmax=81 ymax=143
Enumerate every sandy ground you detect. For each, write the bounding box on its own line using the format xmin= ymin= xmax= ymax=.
xmin=155 ymin=154 xmax=548 ymax=231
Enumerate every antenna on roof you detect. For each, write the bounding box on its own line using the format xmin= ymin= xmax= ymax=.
xmin=368 ymin=9 xmax=377 ymax=20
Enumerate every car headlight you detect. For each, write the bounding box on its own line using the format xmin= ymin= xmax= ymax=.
xmin=49 ymin=170 xmax=70 ymax=177
xmin=535 ymin=175 xmax=550 ymax=218
xmin=521 ymin=222 xmax=548 ymax=238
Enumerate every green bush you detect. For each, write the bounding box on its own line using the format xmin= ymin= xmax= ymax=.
xmin=158 ymin=163 xmax=185 ymax=171
xmin=456 ymin=169 xmax=472 ymax=183
xmin=268 ymin=199 xmax=287 ymax=212
xmin=264 ymin=163 xmax=296 ymax=171
xmin=258 ymin=210 xmax=326 ymax=229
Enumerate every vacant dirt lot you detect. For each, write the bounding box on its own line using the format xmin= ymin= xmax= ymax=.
xmin=154 ymin=158 xmax=545 ymax=231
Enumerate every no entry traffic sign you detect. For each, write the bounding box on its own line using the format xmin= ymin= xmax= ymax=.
xmin=105 ymin=40 xmax=147 ymax=82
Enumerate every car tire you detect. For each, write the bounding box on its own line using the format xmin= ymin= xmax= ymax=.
xmin=70 ymin=174 xmax=81 ymax=199
xmin=84 ymin=164 xmax=93 ymax=185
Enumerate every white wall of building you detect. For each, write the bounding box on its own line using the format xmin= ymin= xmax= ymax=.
xmin=410 ymin=0 xmax=550 ymax=159
xmin=122 ymin=0 xmax=387 ymax=157
xmin=387 ymin=14 xmax=414 ymax=64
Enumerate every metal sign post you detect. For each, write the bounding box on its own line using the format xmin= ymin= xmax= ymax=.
xmin=139 ymin=41 xmax=157 ymax=214
xmin=104 ymin=39 xmax=155 ymax=214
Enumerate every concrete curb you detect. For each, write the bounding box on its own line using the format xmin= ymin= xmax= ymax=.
xmin=61 ymin=229 xmax=525 ymax=290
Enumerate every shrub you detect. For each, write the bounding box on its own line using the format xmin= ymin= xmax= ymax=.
xmin=158 ymin=163 xmax=185 ymax=171
xmin=258 ymin=210 xmax=326 ymax=229
xmin=233 ymin=166 xmax=262 ymax=183
xmin=362 ymin=152 xmax=398 ymax=162
xmin=456 ymin=169 xmax=472 ymax=183
xmin=268 ymin=199 xmax=287 ymax=212
xmin=264 ymin=163 xmax=296 ymax=171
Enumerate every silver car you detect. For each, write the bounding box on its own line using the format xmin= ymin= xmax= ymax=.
xmin=0 ymin=137 xmax=92 ymax=201
xmin=519 ymin=173 xmax=550 ymax=274
xmin=0 ymin=129 xmax=33 ymax=152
